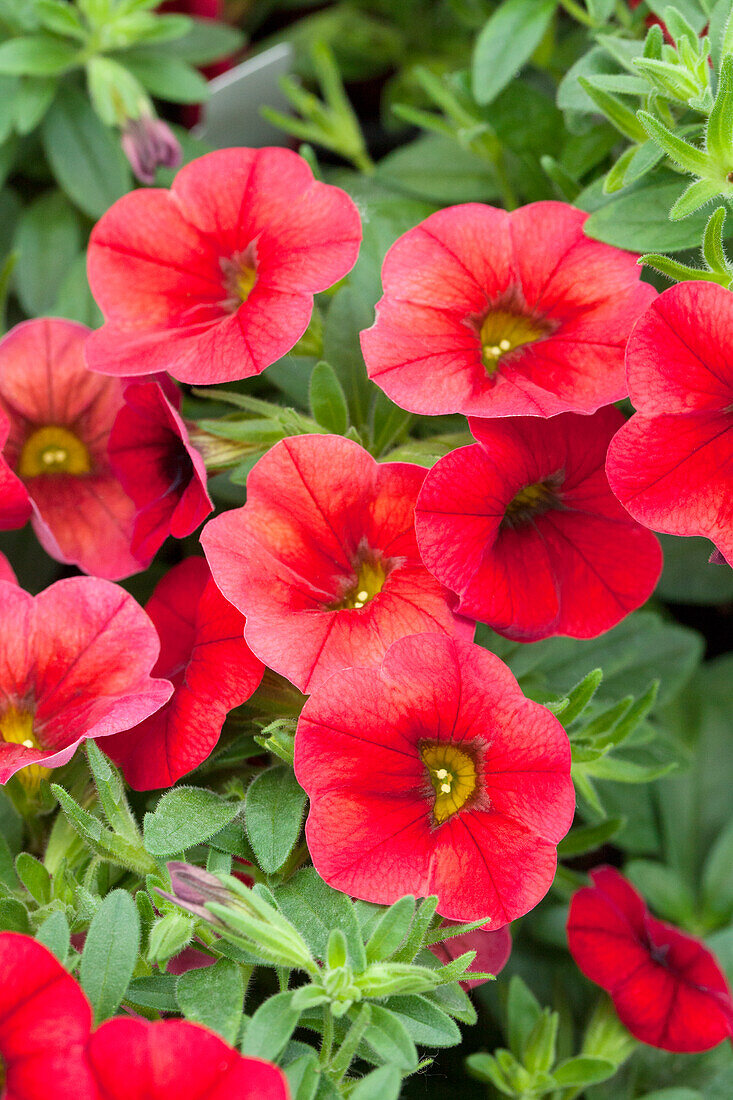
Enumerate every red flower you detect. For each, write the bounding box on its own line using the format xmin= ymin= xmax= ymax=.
xmin=294 ymin=633 xmax=574 ymax=926
xmin=86 ymin=1018 xmax=290 ymax=1099
xmin=567 ymin=866 xmax=733 ymax=1052
xmin=201 ymin=435 xmax=471 ymax=693
xmin=0 ymin=577 xmax=171 ymax=790
xmin=86 ymin=148 xmax=362 ymax=385
xmin=0 ymin=552 xmax=16 ymax=585
xmin=0 ymin=319 xmax=143 ymax=580
xmin=606 ymin=282 xmax=733 ymax=565
xmin=415 ymin=408 xmax=662 ymax=641
xmin=0 ymin=932 xmax=94 ymax=1100
xmin=103 ymin=558 xmax=263 ymax=790
xmin=360 ymin=201 xmax=655 ymax=417
xmin=108 ymin=382 xmax=212 ymax=561
xmin=430 ymin=924 xmax=512 ymax=990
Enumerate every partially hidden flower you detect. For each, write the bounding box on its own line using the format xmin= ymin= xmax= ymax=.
xmin=108 ymin=381 xmax=212 ymax=561
xmin=103 ymin=557 xmax=263 ymax=790
xmin=202 ymin=434 xmax=472 ymax=693
xmin=360 ymin=201 xmax=656 ymax=417
xmin=86 ymin=1018 xmax=290 ymax=1099
xmin=0 ymin=318 xmax=144 ymax=580
xmin=294 ymin=633 xmax=574 ymax=926
xmin=567 ymin=866 xmax=733 ymax=1053
xmin=0 ymin=552 xmax=16 ymax=585
xmin=606 ymin=282 xmax=733 ymax=566
xmin=0 ymin=577 xmax=172 ymax=790
xmin=86 ymin=147 xmax=362 ymax=384
xmin=430 ymin=924 xmax=512 ymax=990
xmin=0 ymin=932 xmax=93 ymax=1100
xmin=121 ymin=113 xmax=182 ymax=185
xmin=415 ymin=408 xmax=662 ymax=640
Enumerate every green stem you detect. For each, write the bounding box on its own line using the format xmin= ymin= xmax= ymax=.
xmin=319 ymin=1007 xmax=334 ymax=1066
xmin=557 ymin=0 xmax=596 ymax=27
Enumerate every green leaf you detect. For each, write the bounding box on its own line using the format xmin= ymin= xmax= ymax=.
xmin=0 ymin=35 xmax=79 ymax=75
xmin=309 ymin=360 xmax=349 ymax=435
xmin=639 ymin=111 xmax=711 ymax=175
xmin=122 ymin=52 xmax=210 ymax=103
xmin=80 ymin=889 xmax=141 ymax=1023
xmin=41 ymin=85 xmax=132 ymax=218
xmin=625 ymin=860 xmax=696 ymax=925
xmin=471 ymin=0 xmax=556 ymax=106
xmin=36 ymin=910 xmax=70 ymax=962
xmin=507 ymin=976 xmax=542 ymax=1060
xmin=577 ymin=77 xmax=647 ymax=142
xmin=657 ymin=534 xmax=733 ymax=603
xmin=552 ymin=1056 xmax=617 ymax=1087
xmin=349 ymin=1065 xmax=401 ymax=1100
xmin=702 ymin=815 xmax=733 ymax=921
xmin=52 ymin=785 xmax=157 ymax=876
xmin=0 ymin=898 xmax=30 ymax=933
xmin=583 ymin=173 xmax=713 ymax=251
xmin=245 ymin=766 xmax=307 ymax=876
xmin=144 ymin=787 xmax=243 ymax=857
xmin=176 ymin=959 xmax=244 ymax=1045
xmin=382 ymin=994 xmax=461 ymax=1048
xmin=558 ymin=817 xmax=625 ymax=857
xmin=13 ymin=75 xmax=57 ymax=133
xmin=360 ymin=1004 xmax=419 ymax=1071
xmin=0 ymin=789 xmax=22 ymax=856
xmin=375 ymin=133 xmax=499 ymax=205
xmin=52 ymin=253 xmax=104 ymax=327
xmin=14 ymin=190 xmax=81 ymax=315
xmin=524 ymin=1010 xmax=558 ymax=1075
xmin=15 ymin=852 xmax=51 ymax=904
xmin=241 ymin=990 xmax=301 ymax=1061
xmin=274 ymin=868 xmax=366 ymax=971
xmin=140 ymin=17 xmax=244 ymax=64
xmin=365 ymin=896 xmax=415 ymax=962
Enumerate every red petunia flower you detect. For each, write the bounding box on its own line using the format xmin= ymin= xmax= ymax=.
xmin=294 ymin=633 xmax=574 ymax=926
xmin=0 ymin=932 xmax=94 ymax=1100
xmin=567 ymin=866 xmax=733 ymax=1052
xmin=0 ymin=319 xmax=144 ymax=580
xmin=86 ymin=1018 xmax=290 ymax=1100
xmin=0 ymin=577 xmax=171 ymax=790
xmin=606 ymin=282 xmax=733 ymax=566
xmin=201 ymin=435 xmax=471 ymax=693
xmin=360 ymin=201 xmax=655 ymax=418
xmin=430 ymin=924 xmax=512 ymax=990
xmin=103 ymin=558 xmax=263 ymax=790
xmin=108 ymin=382 xmax=212 ymax=561
xmin=415 ymin=408 xmax=662 ymax=641
xmin=85 ymin=148 xmax=362 ymax=385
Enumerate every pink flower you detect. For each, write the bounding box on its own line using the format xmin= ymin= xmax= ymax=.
xmin=121 ymin=115 xmax=182 ymax=185
xmin=0 ymin=319 xmax=144 ymax=579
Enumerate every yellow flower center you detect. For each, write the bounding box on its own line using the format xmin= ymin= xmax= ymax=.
xmin=220 ymin=249 xmax=258 ymax=310
xmin=502 ymin=474 xmax=563 ymax=529
xmin=479 ymin=309 xmax=550 ymax=376
xmin=18 ymin=426 xmax=91 ymax=478
xmin=421 ymin=741 xmax=477 ymax=825
xmin=0 ymin=708 xmax=50 ymax=794
xmin=330 ymin=557 xmax=388 ymax=610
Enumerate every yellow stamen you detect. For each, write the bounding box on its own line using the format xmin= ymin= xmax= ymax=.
xmin=420 ymin=741 xmax=478 ymax=825
xmin=233 ymin=264 xmax=257 ymax=303
xmin=479 ymin=309 xmax=550 ymax=376
xmin=0 ymin=709 xmax=49 ymax=794
xmin=330 ymin=556 xmax=388 ymax=611
xmin=18 ymin=426 xmax=91 ymax=478
xmin=503 ymin=474 xmax=563 ymax=529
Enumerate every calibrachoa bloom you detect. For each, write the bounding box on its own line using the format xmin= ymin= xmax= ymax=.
xmin=85 ymin=1018 xmax=290 ymax=1099
xmin=606 ymin=282 xmax=733 ymax=566
xmin=202 ymin=434 xmax=471 ymax=693
xmin=415 ymin=408 xmax=662 ymax=641
xmin=0 ymin=577 xmax=171 ymax=790
xmin=108 ymin=381 xmax=213 ymax=561
xmin=0 ymin=319 xmax=143 ymax=580
xmin=294 ymin=633 xmax=574 ymax=925
xmin=85 ymin=147 xmax=362 ymax=384
xmin=360 ymin=201 xmax=655 ymax=417
xmin=104 ymin=557 xmax=263 ymax=790
xmin=430 ymin=924 xmax=512 ymax=990
xmin=567 ymin=866 xmax=733 ymax=1053
xmin=0 ymin=932 xmax=92 ymax=1100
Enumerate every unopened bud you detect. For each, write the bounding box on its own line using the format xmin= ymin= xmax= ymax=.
xmin=121 ymin=114 xmax=182 ymax=185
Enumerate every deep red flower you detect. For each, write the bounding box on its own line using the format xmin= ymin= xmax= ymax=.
xmin=0 ymin=932 xmax=94 ymax=1100
xmin=86 ymin=1018 xmax=290 ymax=1100
xmin=360 ymin=201 xmax=655 ymax=417
xmin=202 ymin=435 xmax=471 ymax=693
xmin=0 ymin=319 xmax=144 ymax=580
xmin=86 ymin=148 xmax=361 ymax=384
xmin=294 ymin=633 xmax=574 ymax=926
xmin=430 ymin=924 xmax=512 ymax=990
xmin=567 ymin=866 xmax=733 ymax=1052
xmin=0 ymin=577 xmax=171 ymax=790
xmin=108 ymin=382 xmax=212 ymax=561
xmin=103 ymin=558 xmax=263 ymax=790
xmin=606 ymin=282 xmax=733 ymax=566
xmin=415 ymin=408 xmax=662 ymax=640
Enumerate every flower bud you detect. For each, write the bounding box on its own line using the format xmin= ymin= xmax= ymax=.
xmin=121 ymin=114 xmax=182 ymax=185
